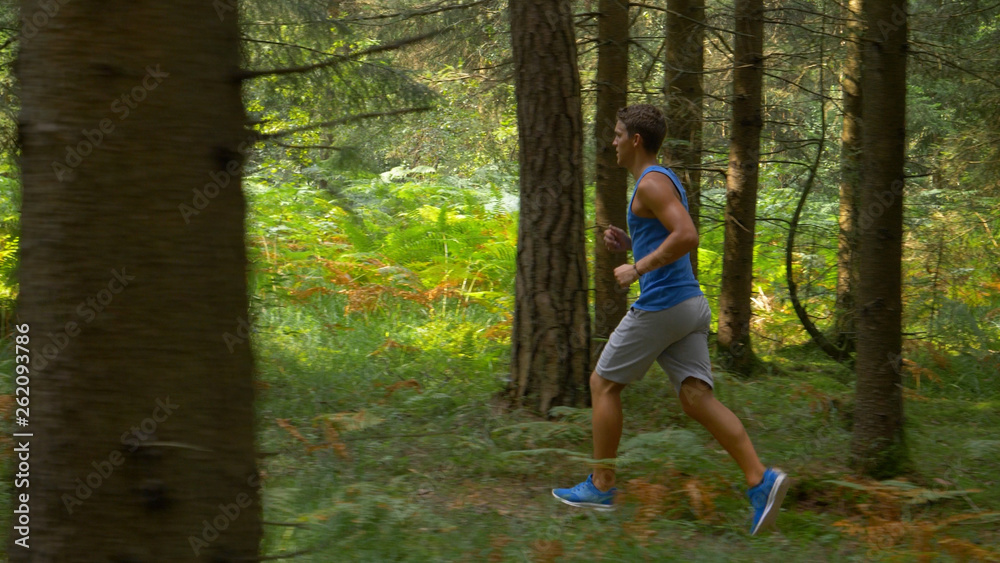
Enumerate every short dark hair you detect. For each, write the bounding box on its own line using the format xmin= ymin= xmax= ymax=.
xmin=616 ymin=104 xmax=666 ymax=154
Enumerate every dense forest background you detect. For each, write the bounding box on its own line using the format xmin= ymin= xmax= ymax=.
xmin=0 ymin=0 xmax=999 ymax=560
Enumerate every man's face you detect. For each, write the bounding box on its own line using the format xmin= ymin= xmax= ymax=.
xmin=612 ymin=120 xmax=633 ymax=166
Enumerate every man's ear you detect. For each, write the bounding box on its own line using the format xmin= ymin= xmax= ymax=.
xmin=631 ymin=133 xmax=642 ymax=148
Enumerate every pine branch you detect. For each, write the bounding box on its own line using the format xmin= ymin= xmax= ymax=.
xmin=910 ymin=0 xmax=1000 ymax=20
xmin=640 ymin=35 xmax=668 ymax=84
xmin=627 ymin=38 xmax=661 ymax=65
xmin=909 ymin=49 xmax=1000 ymax=89
xmin=239 ymin=29 xmax=447 ymax=80
xmin=337 ymin=0 xmax=491 ymax=23
xmin=762 ymin=5 xmax=853 ymax=22
xmin=257 ymin=107 xmax=434 ymax=141
xmin=763 ymin=70 xmax=839 ymax=103
xmin=270 ymin=142 xmax=347 ymax=151
xmin=629 ymin=3 xmax=746 ymax=35
xmin=242 ymin=37 xmax=333 ymax=58
xmin=706 ymin=29 xmax=734 ymax=57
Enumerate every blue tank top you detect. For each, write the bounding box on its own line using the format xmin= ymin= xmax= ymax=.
xmin=627 ymin=165 xmax=703 ymax=311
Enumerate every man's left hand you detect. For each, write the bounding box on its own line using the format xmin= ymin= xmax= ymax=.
xmin=614 ymin=263 xmax=640 ymax=287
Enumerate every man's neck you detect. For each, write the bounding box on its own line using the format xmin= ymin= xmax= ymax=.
xmin=628 ymin=154 xmax=661 ymax=181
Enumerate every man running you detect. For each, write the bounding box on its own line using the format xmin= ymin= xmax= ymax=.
xmin=552 ymin=104 xmax=789 ymax=535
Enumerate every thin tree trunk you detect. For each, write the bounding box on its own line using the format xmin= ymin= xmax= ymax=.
xmin=13 ymin=1 xmax=260 ymax=559
xmin=785 ymin=6 xmax=848 ymax=364
xmin=592 ymin=0 xmax=629 ymax=355
xmin=717 ymin=0 xmax=764 ymax=375
xmin=851 ymin=0 xmax=909 ymax=477
xmin=785 ymin=89 xmax=847 ymax=363
xmin=663 ymin=0 xmax=705 ymax=279
xmin=508 ymin=0 xmax=591 ymax=414
xmin=835 ymin=0 xmax=864 ymax=354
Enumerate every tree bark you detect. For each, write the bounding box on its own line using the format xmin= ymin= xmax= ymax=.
xmin=717 ymin=0 xmax=764 ymax=375
xmin=508 ymin=0 xmax=591 ymax=414
xmin=592 ymin=0 xmax=629 ymax=354
xmin=13 ymin=1 xmax=260 ymax=560
xmin=835 ymin=0 xmax=864 ymax=355
xmin=851 ymin=0 xmax=909 ymax=477
xmin=662 ymin=0 xmax=705 ymax=279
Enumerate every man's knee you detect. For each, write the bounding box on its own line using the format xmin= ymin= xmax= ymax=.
xmin=591 ymin=371 xmax=624 ymax=396
xmin=679 ymin=378 xmax=712 ymax=415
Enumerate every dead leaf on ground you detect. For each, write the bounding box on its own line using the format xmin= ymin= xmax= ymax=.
xmin=531 ymin=539 xmax=564 ymax=563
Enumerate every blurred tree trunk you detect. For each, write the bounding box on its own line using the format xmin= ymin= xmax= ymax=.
xmin=13 ymin=1 xmax=260 ymax=560
xmin=592 ymin=0 xmax=629 ymax=357
xmin=835 ymin=0 xmax=864 ymax=355
xmin=851 ymin=0 xmax=909 ymax=477
xmin=508 ymin=0 xmax=591 ymax=413
xmin=662 ymin=0 xmax=705 ymax=279
xmin=717 ymin=0 xmax=764 ymax=375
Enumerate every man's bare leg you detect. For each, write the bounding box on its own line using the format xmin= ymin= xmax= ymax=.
xmin=679 ymin=378 xmax=766 ymax=487
xmin=590 ymin=371 xmax=626 ymax=491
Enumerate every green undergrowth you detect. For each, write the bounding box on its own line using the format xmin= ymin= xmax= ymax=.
xmin=245 ymin=173 xmax=1000 ymax=561
xmin=252 ymin=328 xmax=1000 ymax=562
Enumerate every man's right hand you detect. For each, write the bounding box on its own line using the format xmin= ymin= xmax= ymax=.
xmin=603 ymin=225 xmax=632 ymax=252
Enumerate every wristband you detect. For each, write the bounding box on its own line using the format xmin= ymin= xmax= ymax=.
xmin=633 ymin=264 xmax=641 ymax=277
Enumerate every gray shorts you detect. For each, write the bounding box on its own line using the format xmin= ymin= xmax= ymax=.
xmin=595 ymin=295 xmax=713 ymax=394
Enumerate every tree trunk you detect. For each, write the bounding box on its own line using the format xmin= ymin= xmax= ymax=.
xmin=592 ymin=0 xmax=629 ymax=354
xmin=508 ymin=0 xmax=591 ymax=414
xmin=835 ymin=0 xmax=864 ymax=355
xmin=662 ymin=0 xmax=705 ymax=279
xmin=851 ymin=0 xmax=909 ymax=477
xmin=785 ymin=96 xmax=849 ymax=363
xmin=717 ymin=0 xmax=764 ymax=375
xmin=13 ymin=1 xmax=260 ymax=560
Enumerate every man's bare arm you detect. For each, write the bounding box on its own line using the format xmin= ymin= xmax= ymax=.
xmin=633 ymin=174 xmax=698 ymax=275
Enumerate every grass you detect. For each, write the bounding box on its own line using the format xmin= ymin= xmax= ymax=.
xmin=250 ymin=306 xmax=1000 ymax=561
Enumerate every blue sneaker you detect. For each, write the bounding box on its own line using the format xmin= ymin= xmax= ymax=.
xmin=747 ymin=468 xmax=790 ymax=535
xmin=552 ymin=474 xmax=617 ymax=511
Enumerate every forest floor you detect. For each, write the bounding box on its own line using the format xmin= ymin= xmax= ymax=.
xmin=252 ymin=327 xmax=1000 ymax=562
